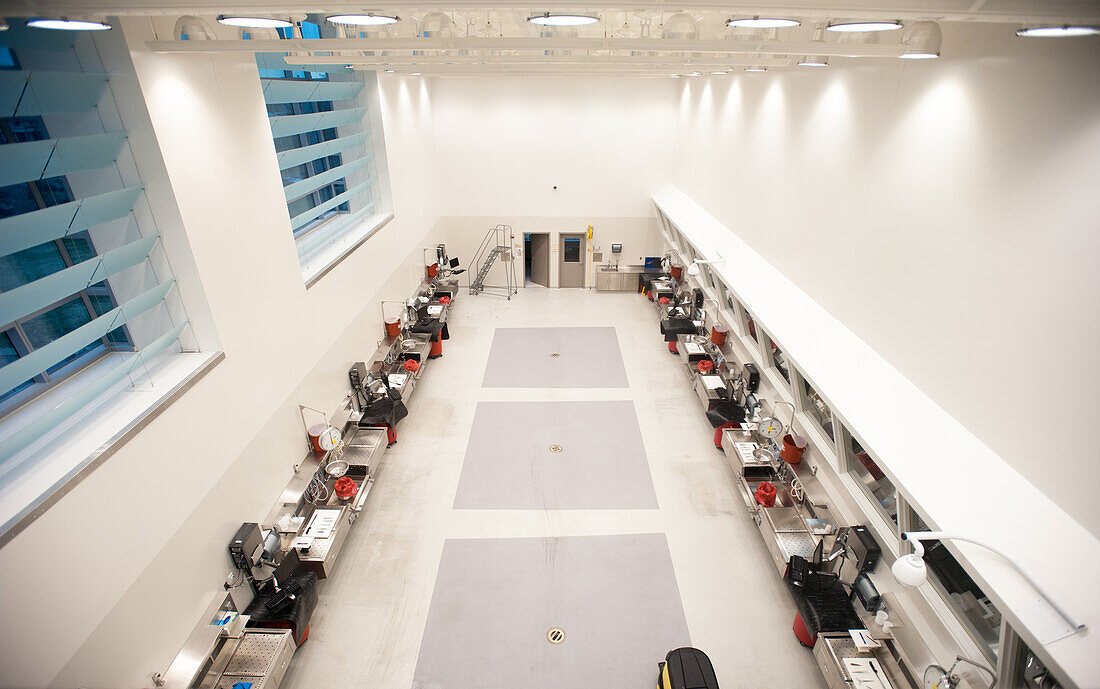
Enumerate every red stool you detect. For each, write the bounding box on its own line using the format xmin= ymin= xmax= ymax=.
xmin=667 ymin=341 xmax=678 ymax=354
xmin=793 ymin=611 xmax=817 ymax=648
xmin=371 ymin=423 xmax=397 ymax=446
xmin=429 ymin=338 xmax=443 ymax=358
xmin=713 ymin=422 xmax=734 ymax=449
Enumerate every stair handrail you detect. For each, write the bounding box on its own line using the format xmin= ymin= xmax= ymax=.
xmin=469 ymin=226 xmax=499 ymax=292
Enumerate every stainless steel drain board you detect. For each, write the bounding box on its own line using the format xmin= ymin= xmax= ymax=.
xmin=215 ymin=674 xmax=267 ymax=689
xmin=303 ymin=535 xmax=334 ymax=559
xmin=223 ymin=632 xmax=284 ymax=676
xmin=776 ymin=531 xmax=818 ymax=561
xmin=822 ymin=636 xmax=869 ymax=683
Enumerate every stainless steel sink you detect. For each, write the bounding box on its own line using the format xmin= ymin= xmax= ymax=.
xmin=745 ymin=477 xmax=798 ymax=508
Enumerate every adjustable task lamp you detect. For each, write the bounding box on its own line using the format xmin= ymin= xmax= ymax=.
xmin=687 ymin=254 xmax=724 ymax=277
xmin=893 ymin=531 xmax=1086 ymax=635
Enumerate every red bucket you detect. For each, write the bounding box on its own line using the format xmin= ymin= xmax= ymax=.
xmin=781 ymin=433 xmax=807 ymax=464
xmin=670 ymin=265 xmax=683 ymax=281
xmin=385 ymin=318 xmax=401 ymax=338
xmin=711 ymin=325 xmax=728 ymax=346
xmin=426 ymin=263 xmax=439 ymax=278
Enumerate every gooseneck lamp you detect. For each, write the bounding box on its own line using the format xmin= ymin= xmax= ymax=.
xmin=687 ymin=254 xmax=724 ymax=277
xmin=893 ymin=531 xmax=1085 ymax=635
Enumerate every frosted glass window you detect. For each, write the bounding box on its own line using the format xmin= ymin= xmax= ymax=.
xmin=802 ymin=378 xmax=835 ymax=442
xmin=847 ymin=434 xmax=897 ymax=523
xmin=910 ymin=510 xmax=1001 ymax=660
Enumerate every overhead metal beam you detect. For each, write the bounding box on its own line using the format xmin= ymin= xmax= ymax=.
xmin=148 ymin=36 xmax=910 ymax=58
xmin=291 ymin=54 xmax=793 ymax=67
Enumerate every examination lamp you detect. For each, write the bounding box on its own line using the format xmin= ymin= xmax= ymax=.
xmin=686 ymin=254 xmax=724 ymax=277
xmin=893 ymin=531 xmax=1086 ymax=634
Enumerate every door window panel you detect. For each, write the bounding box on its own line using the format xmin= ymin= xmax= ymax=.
xmin=564 ymin=238 xmax=581 ymax=262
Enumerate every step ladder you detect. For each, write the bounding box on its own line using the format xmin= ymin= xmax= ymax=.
xmin=468 ymin=224 xmax=518 ymax=299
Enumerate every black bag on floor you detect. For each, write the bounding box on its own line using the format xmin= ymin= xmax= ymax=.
xmin=659 ymin=647 xmax=720 ymax=689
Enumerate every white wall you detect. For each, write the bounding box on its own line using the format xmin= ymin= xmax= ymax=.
xmin=425 ymin=77 xmax=675 ymax=287
xmin=669 ymin=24 xmax=1100 ymax=538
xmin=0 ymin=21 xmax=440 ymax=688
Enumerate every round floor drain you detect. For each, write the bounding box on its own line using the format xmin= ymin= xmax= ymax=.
xmin=547 ymin=627 xmax=566 ymax=644
xmin=548 ymin=444 xmax=563 ymax=453
xmin=550 ymin=352 xmax=560 ymax=358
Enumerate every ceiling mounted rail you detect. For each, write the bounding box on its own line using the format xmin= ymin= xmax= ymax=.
xmin=149 ymin=36 xmax=910 ymax=58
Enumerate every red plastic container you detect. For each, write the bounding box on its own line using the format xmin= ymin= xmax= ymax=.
xmin=755 ymin=481 xmax=778 ymax=507
xmin=781 ymin=433 xmax=807 ymax=464
xmin=697 ymin=359 xmax=714 ymax=374
xmin=426 ymin=263 xmax=438 ymax=278
xmin=670 ymin=265 xmax=683 ymax=281
xmin=710 ymin=325 xmax=728 ymax=346
xmin=385 ymin=318 xmax=401 ymax=338
xmin=403 ymin=359 xmax=420 ymax=372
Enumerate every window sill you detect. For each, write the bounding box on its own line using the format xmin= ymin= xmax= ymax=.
xmin=0 ymin=350 xmax=223 ymax=548
xmin=302 ymin=211 xmax=393 ymax=288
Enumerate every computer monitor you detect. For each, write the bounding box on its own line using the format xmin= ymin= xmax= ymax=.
xmin=449 ymin=257 xmax=459 ymax=268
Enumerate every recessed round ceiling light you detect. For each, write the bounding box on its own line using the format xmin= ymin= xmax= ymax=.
xmin=710 ymin=71 xmax=730 ymax=75
xmin=344 ymin=64 xmax=355 ymax=69
xmin=745 ymin=66 xmax=767 ymax=72
xmin=670 ymin=74 xmax=681 ymax=78
xmin=327 ymin=13 xmax=400 ymax=26
xmin=0 ymin=21 xmax=11 ymax=31
xmin=410 ymin=72 xmax=422 ymax=76
xmin=216 ymin=16 xmax=293 ymax=29
xmin=827 ymin=20 xmax=902 ymax=32
xmin=727 ymin=17 xmax=800 ymax=29
xmin=527 ymin=13 xmax=600 ymax=27
xmin=900 ymin=52 xmax=939 ymax=59
xmin=1016 ymin=25 xmax=1099 ymax=37
xmin=798 ymin=57 xmax=828 ymax=67
xmin=384 ymin=69 xmax=395 ymax=73
xmin=26 ymin=17 xmax=112 ymax=31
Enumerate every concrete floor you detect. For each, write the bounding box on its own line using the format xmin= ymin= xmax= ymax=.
xmin=281 ymin=288 xmax=826 ymax=689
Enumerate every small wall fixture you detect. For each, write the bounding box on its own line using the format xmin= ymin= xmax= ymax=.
xmin=798 ymin=56 xmax=828 ymax=67
xmin=216 ymin=16 xmax=293 ymax=29
xmin=827 ymin=20 xmax=903 ymax=32
xmin=527 ymin=13 xmax=600 ymax=27
xmin=900 ymin=21 xmax=942 ymax=58
xmin=26 ymin=17 xmax=112 ymax=30
xmin=893 ymin=531 xmax=1086 ymax=636
xmin=327 ymin=13 xmax=400 ymax=26
xmin=727 ymin=17 xmax=800 ymax=29
xmin=1016 ymin=25 xmax=1099 ymax=37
